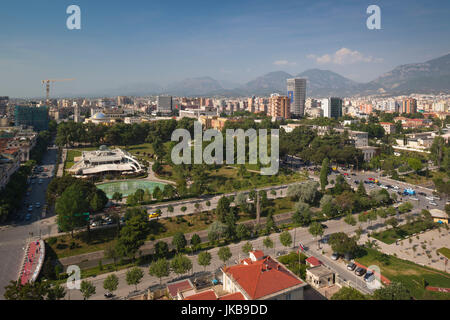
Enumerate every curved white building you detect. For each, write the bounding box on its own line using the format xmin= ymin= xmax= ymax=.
xmin=68 ymin=146 xmax=143 ymax=176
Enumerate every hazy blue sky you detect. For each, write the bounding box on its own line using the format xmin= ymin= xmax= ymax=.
xmin=1 ymin=0 xmax=449 ymax=97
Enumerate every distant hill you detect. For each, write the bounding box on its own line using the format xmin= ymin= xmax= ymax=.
xmin=296 ymin=69 xmax=359 ymax=97
xmin=363 ymin=53 xmax=450 ymax=95
xmin=88 ymin=53 xmax=450 ymax=98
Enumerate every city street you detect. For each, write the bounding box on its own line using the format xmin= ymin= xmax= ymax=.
xmin=0 ymin=145 xmax=58 ymax=298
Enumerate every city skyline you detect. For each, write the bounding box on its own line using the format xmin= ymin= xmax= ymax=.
xmin=1 ymin=0 xmax=450 ymax=97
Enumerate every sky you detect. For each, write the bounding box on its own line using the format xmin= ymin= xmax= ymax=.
xmin=1 ymin=0 xmax=450 ymax=97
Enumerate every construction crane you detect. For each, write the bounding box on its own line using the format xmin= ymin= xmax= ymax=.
xmin=41 ymin=78 xmax=75 ymax=103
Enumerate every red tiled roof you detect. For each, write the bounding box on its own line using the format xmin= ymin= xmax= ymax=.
xmin=184 ymin=290 xmax=217 ymax=300
xmin=219 ymin=292 xmax=245 ymax=300
xmin=183 ymin=290 xmax=246 ymax=300
xmin=250 ymin=250 xmax=264 ymax=260
xmin=225 ymin=256 xmax=303 ymax=300
xmin=167 ymin=280 xmax=193 ymax=297
xmin=306 ymin=256 xmax=322 ymax=267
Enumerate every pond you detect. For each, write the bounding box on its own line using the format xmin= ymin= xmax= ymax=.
xmin=97 ymin=180 xmax=166 ymax=199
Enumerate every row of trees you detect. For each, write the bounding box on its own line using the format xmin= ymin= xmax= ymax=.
xmin=55 ymin=118 xmax=196 ymax=148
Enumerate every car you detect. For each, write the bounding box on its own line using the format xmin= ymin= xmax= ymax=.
xmin=35 ymin=202 xmax=41 ymax=208
xmin=409 ymin=197 xmax=419 ymax=201
xmin=25 ymin=214 xmax=31 ymax=221
xmin=27 ymin=206 xmax=33 ymax=212
xmin=276 ymin=251 xmax=287 ymax=257
xmin=418 ymin=192 xmax=426 ymax=196
xmin=355 ymin=267 xmax=366 ymax=276
xmin=429 ymin=201 xmax=438 ymax=206
xmin=347 ymin=262 xmax=357 ymax=271
xmin=90 ymin=222 xmax=98 ymax=227
xmin=393 ymin=186 xmax=399 ymax=190
xmin=425 ymin=196 xmax=434 ymax=201
xmin=148 ymin=212 xmax=161 ymax=219
xmin=104 ymin=292 xmax=113 ymax=298
xmin=364 ymin=271 xmax=375 ymax=282
xmin=354 ymin=180 xmax=359 ymax=184
xmin=433 ymin=196 xmax=441 ymax=201
xmin=351 ymin=173 xmax=356 ymax=176
xmin=331 ymin=253 xmax=339 ymax=260
xmin=380 ymin=185 xmax=388 ymax=189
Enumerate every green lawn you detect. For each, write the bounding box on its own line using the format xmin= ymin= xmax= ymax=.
xmin=356 ymin=247 xmax=450 ymax=300
xmin=437 ymin=247 xmax=450 ymax=259
xmin=371 ymin=220 xmax=436 ymax=244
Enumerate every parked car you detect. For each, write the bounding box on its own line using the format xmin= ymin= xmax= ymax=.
xmin=355 ymin=267 xmax=366 ymax=276
xmin=276 ymin=251 xmax=287 ymax=257
xmin=409 ymin=197 xmax=419 ymax=201
xmin=25 ymin=214 xmax=31 ymax=221
xmin=429 ymin=201 xmax=438 ymax=206
xmin=364 ymin=271 xmax=375 ymax=282
xmin=393 ymin=186 xmax=399 ymax=190
xmin=331 ymin=253 xmax=339 ymax=260
xmin=418 ymin=192 xmax=426 ymax=196
xmin=35 ymin=202 xmax=41 ymax=208
xmin=347 ymin=262 xmax=357 ymax=271
xmin=425 ymin=196 xmax=434 ymax=201
xmin=354 ymin=180 xmax=359 ymax=184
xmin=104 ymin=292 xmax=113 ymax=298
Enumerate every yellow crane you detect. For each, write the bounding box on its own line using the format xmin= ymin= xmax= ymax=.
xmin=41 ymin=78 xmax=75 ymax=103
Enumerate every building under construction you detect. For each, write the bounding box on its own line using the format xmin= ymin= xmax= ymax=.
xmin=14 ymin=105 xmax=49 ymax=131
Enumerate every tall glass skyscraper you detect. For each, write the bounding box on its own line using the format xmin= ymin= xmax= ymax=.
xmin=286 ymin=78 xmax=306 ymax=117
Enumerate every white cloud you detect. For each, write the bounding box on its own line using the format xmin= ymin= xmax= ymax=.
xmin=273 ymin=60 xmax=297 ymax=66
xmin=308 ymin=48 xmax=383 ymax=65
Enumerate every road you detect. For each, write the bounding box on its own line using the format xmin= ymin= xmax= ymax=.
xmin=64 ymin=205 xmax=412 ymax=300
xmin=0 ymin=144 xmax=58 ymax=299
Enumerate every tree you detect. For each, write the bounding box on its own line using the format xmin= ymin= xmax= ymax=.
xmin=217 ymin=246 xmax=232 ymax=266
xmin=197 ymin=251 xmax=212 ymax=271
xmin=320 ymin=158 xmax=329 ymax=191
xmin=90 ymin=190 xmax=108 ymax=212
xmin=328 ymin=232 xmax=358 ymax=257
xmin=4 ymin=281 xmax=65 ymax=300
xmin=103 ymin=274 xmax=119 ymax=295
xmin=308 ymin=222 xmax=324 ymax=248
xmin=116 ymin=211 xmax=149 ymax=260
xmin=172 ymin=232 xmax=187 ymax=253
xmin=373 ymin=281 xmax=411 ymax=300
xmin=263 ymin=237 xmax=274 ymax=255
xmin=112 ymin=192 xmax=123 ymax=202
xmin=344 ymin=213 xmax=357 ymax=226
xmin=154 ymin=241 xmax=169 ymax=259
xmin=279 ymin=231 xmax=292 ymax=249
xmin=207 ymin=221 xmax=227 ymax=244
xmin=46 ymin=284 xmax=66 ymax=300
xmin=149 ymin=258 xmax=170 ymax=284
xmin=331 ymin=287 xmax=366 ymax=300
xmin=126 ymin=267 xmax=144 ymax=291
xmin=55 ymin=184 xmax=90 ymax=237
xmin=430 ymin=136 xmax=446 ymax=167
xmin=386 ymin=217 xmax=399 ymax=229
xmin=242 ymin=242 xmax=253 ymax=255
xmin=190 ymin=233 xmax=201 ymax=252
xmin=216 ymin=196 xmax=231 ymax=222
xmin=171 ymin=254 xmax=193 ymax=276
xmin=236 ymin=223 xmax=251 ymax=240
xmin=104 ymin=242 xmax=120 ymax=268
xmin=357 ymin=181 xmax=367 ymax=196
xmin=80 ymin=280 xmax=96 ymax=300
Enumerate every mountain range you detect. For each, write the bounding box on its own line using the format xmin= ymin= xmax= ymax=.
xmin=100 ymin=53 xmax=450 ymax=98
